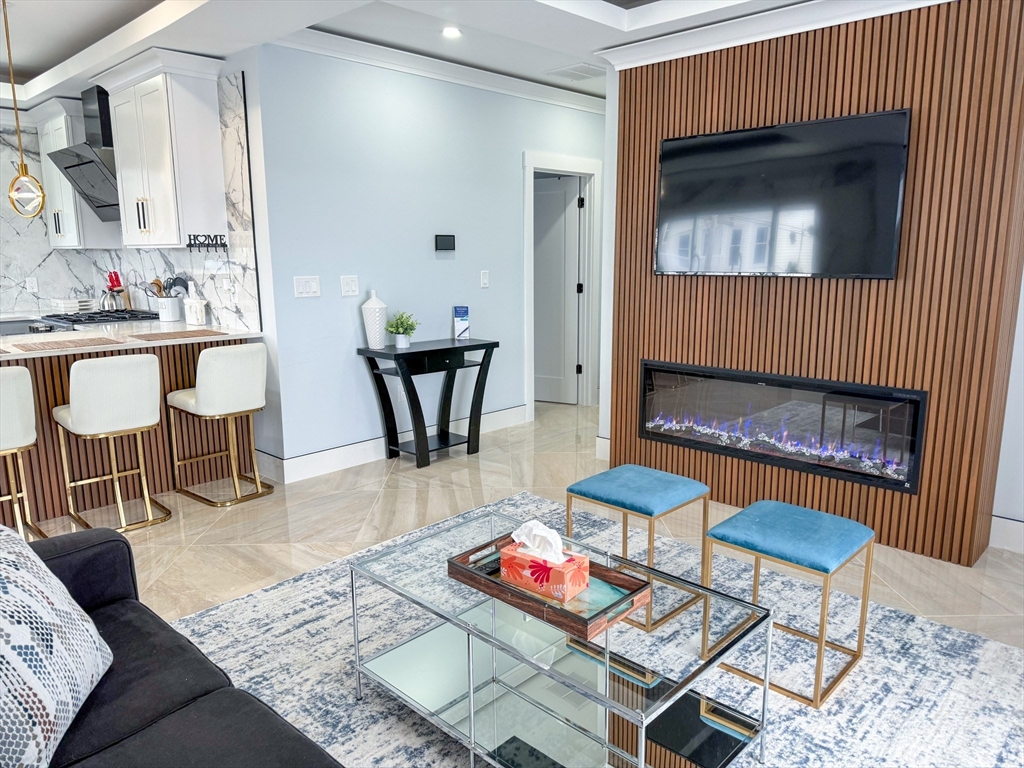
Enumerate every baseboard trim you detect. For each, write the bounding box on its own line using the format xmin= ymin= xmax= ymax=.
xmin=256 ymin=405 xmax=529 ymax=485
xmin=989 ymin=517 xmax=1024 ymax=555
xmin=595 ymin=436 xmax=610 ymax=461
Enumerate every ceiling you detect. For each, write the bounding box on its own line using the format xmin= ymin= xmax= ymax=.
xmin=2 ymin=0 xmax=161 ymax=83
xmin=1 ymin=0 xmax=867 ymax=108
xmin=311 ymin=0 xmax=804 ymax=97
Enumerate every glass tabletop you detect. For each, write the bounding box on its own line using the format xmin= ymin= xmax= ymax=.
xmin=351 ymin=509 xmax=770 ymax=724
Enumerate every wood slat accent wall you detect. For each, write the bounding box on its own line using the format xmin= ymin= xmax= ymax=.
xmin=611 ymin=0 xmax=1024 ymax=565
xmin=0 ymin=341 xmax=253 ymax=528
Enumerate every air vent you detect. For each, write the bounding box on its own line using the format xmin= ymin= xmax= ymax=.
xmin=545 ymin=63 xmax=606 ymax=82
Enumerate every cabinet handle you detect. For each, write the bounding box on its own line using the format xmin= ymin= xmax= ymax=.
xmin=141 ymin=199 xmax=150 ymax=233
xmin=135 ymin=200 xmax=143 ymax=231
xmin=53 ymin=211 xmax=59 ymax=236
xmin=57 ymin=211 xmax=62 ymax=236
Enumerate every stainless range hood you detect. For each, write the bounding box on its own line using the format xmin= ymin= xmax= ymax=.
xmin=47 ymin=87 xmax=120 ymax=222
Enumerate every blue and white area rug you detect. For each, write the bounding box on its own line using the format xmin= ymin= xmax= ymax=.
xmin=174 ymin=493 xmax=1023 ymax=767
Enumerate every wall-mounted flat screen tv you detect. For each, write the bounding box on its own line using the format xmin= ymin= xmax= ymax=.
xmin=654 ymin=110 xmax=910 ymax=278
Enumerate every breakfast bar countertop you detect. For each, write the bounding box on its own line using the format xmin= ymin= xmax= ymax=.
xmin=0 ymin=321 xmax=262 ymax=361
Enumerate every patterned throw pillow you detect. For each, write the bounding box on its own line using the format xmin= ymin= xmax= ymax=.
xmin=1 ymin=527 xmax=113 ymax=767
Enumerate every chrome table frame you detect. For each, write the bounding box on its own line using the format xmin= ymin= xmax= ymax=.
xmin=348 ymin=509 xmax=774 ymax=768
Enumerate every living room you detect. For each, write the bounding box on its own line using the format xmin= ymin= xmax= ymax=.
xmin=1 ymin=1 xmax=1022 ymax=766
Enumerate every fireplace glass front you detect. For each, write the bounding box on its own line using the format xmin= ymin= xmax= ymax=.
xmin=640 ymin=362 xmax=927 ymax=493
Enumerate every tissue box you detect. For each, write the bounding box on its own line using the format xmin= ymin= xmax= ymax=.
xmin=499 ymin=542 xmax=590 ymax=603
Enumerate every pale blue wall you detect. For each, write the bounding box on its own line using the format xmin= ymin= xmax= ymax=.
xmin=255 ymin=44 xmax=604 ymax=459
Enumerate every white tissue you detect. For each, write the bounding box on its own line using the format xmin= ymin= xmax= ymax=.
xmin=512 ymin=520 xmax=567 ymax=564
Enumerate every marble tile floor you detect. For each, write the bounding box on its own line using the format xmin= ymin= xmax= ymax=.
xmin=31 ymin=403 xmax=1024 ymax=648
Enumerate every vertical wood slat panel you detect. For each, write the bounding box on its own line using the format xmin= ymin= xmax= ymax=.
xmin=0 ymin=340 xmax=252 ymax=526
xmin=611 ymin=0 xmax=1024 ymax=566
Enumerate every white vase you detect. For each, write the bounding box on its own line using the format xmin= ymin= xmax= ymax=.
xmin=361 ymin=290 xmax=388 ymax=349
xmin=395 ymin=334 xmax=411 ymax=349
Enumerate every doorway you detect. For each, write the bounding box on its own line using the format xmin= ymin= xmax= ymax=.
xmin=534 ymin=172 xmax=582 ymax=405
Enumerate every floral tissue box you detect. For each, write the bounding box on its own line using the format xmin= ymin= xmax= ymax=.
xmin=499 ymin=542 xmax=590 ymax=602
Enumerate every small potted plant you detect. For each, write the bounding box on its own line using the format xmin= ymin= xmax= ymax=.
xmin=386 ymin=311 xmax=419 ymax=348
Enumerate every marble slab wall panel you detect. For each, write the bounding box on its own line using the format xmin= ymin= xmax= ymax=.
xmin=0 ymin=73 xmax=260 ymax=330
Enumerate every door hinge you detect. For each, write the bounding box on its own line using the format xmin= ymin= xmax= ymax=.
xmin=576 ymin=283 xmax=583 ymax=294
xmin=576 ymin=364 xmax=583 ymax=375
xmin=577 ymin=196 xmax=585 ymax=209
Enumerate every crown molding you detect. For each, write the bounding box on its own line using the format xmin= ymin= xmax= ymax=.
xmin=597 ymin=0 xmax=953 ymax=70
xmin=276 ymin=29 xmax=605 ymax=116
xmin=26 ymin=98 xmax=83 ymax=124
xmin=91 ymin=48 xmax=223 ymax=93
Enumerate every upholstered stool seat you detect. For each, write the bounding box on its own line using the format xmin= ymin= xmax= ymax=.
xmin=166 ymin=343 xmax=272 ymax=507
xmin=54 ymin=355 xmax=171 ymax=533
xmin=0 ymin=367 xmax=44 ymax=540
xmin=566 ymin=464 xmax=710 ymax=631
xmin=702 ymin=500 xmax=875 ymax=708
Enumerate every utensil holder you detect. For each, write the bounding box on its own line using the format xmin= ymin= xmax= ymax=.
xmin=157 ymin=297 xmax=182 ymax=322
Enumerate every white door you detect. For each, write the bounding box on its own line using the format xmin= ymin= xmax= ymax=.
xmin=134 ymin=75 xmax=179 ymax=246
xmin=110 ymin=87 xmax=147 ymax=245
xmin=534 ymin=175 xmax=581 ymax=405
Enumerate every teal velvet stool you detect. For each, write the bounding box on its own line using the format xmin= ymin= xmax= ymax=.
xmin=702 ymin=500 xmax=875 ymax=709
xmin=566 ymin=464 xmax=710 ymax=631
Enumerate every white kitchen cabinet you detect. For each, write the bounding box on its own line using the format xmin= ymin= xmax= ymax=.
xmin=96 ymin=49 xmax=227 ymax=249
xmin=28 ymin=99 xmax=121 ymax=249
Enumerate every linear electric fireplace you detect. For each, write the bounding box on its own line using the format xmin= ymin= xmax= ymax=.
xmin=640 ymin=362 xmax=927 ymax=493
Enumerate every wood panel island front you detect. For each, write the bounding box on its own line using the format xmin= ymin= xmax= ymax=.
xmin=0 ymin=321 xmax=262 ymax=532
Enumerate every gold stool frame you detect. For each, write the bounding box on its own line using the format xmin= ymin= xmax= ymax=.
xmin=1 ymin=442 xmax=45 ymax=540
xmin=168 ymin=406 xmax=273 ymax=507
xmin=701 ymin=534 xmax=874 ymax=709
xmin=57 ymin=424 xmax=172 ymax=533
xmin=566 ymin=490 xmax=711 ymax=632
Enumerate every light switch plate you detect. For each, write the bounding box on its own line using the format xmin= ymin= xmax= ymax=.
xmin=480 ymin=270 xmax=489 ymax=288
xmin=340 ymin=275 xmax=359 ymax=297
xmin=293 ymin=276 xmax=321 ymax=298
xmin=24 ymin=277 xmax=38 ymax=293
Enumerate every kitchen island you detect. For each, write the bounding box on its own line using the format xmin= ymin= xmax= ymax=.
xmin=0 ymin=321 xmax=263 ymax=532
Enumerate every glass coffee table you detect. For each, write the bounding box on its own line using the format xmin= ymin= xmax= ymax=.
xmin=349 ymin=509 xmax=773 ymax=768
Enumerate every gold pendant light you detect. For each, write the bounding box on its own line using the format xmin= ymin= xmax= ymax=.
xmin=3 ymin=0 xmax=44 ymax=218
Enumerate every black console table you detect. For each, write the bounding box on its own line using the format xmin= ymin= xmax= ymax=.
xmin=358 ymin=338 xmax=499 ymax=468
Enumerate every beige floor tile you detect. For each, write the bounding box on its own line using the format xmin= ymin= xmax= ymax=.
xmin=356 ymin=488 xmax=471 ymax=544
xmin=140 ymin=542 xmax=352 ymax=622
xmin=197 ymin=489 xmax=381 ymax=546
xmin=133 ymin=545 xmax=188 ymax=592
xmin=385 ymin=448 xmax=513 ymax=489
xmin=872 ymin=545 xmax=1023 ymax=616
xmin=510 ymin=452 xmax=604 ymax=487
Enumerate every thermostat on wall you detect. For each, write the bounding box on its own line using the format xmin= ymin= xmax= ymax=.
xmin=435 ymin=235 xmax=456 ymax=251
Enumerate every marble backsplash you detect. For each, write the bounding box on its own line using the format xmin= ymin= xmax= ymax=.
xmin=0 ymin=72 xmax=260 ymax=330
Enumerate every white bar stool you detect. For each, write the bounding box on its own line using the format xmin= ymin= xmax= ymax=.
xmin=0 ymin=367 xmax=45 ymax=540
xmin=166 ymin=343 xmax=273 ymax=507
xmin=54 ymin=354 xmax=172 ymax=532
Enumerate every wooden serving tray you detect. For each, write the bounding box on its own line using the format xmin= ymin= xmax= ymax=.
xmin=448 ymin=533 xmax=652 ymax=641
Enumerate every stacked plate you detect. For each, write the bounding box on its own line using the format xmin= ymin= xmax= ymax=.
xmin=51 ymin=298 xmax=99 ymax=313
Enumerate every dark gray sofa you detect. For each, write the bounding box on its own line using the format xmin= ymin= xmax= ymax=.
xmin=30 ymin=528 xmax=342 ymax=768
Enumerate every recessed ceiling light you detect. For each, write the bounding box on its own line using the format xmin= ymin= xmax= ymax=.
xmin=442 ymin=27 xmax=461 ymax=39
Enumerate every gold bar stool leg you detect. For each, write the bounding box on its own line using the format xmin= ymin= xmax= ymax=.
xmin=751 ymin=556 xmax=762 ymax=604
xmin=857 ymin=541 xmax=874 ymax=655
xmin=16 ymin=451 xmax=45 ymax=540
xmin=136 ymin=431 xmax=155 ymax=523
xmin=248 ymin=412 xmax=262 ymax=495
xmin=4 ymin=454 xmax=25 ymax=539
xmin=108 ymin=436 xmax=128 ymax=530
xmin=814 ymin=575 xmax=832 ymax=707
xmin=621 ymin=510 xmax=629 ymax=559
xmin=58 ymin=426 xmax=91 ymax=530
xmin=227 ymin=415 xmax=243 ymax=500
xmin=701 ymin=537 xmax=713 ymax=658
xmin=169 ymin=407 xmax=182 ymax=491
xmin=565 ymin=494 xmax=573 ymax=537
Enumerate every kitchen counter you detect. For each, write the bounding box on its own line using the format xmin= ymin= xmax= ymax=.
xmin=0 ymin=321 xmax=261 ymax=361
